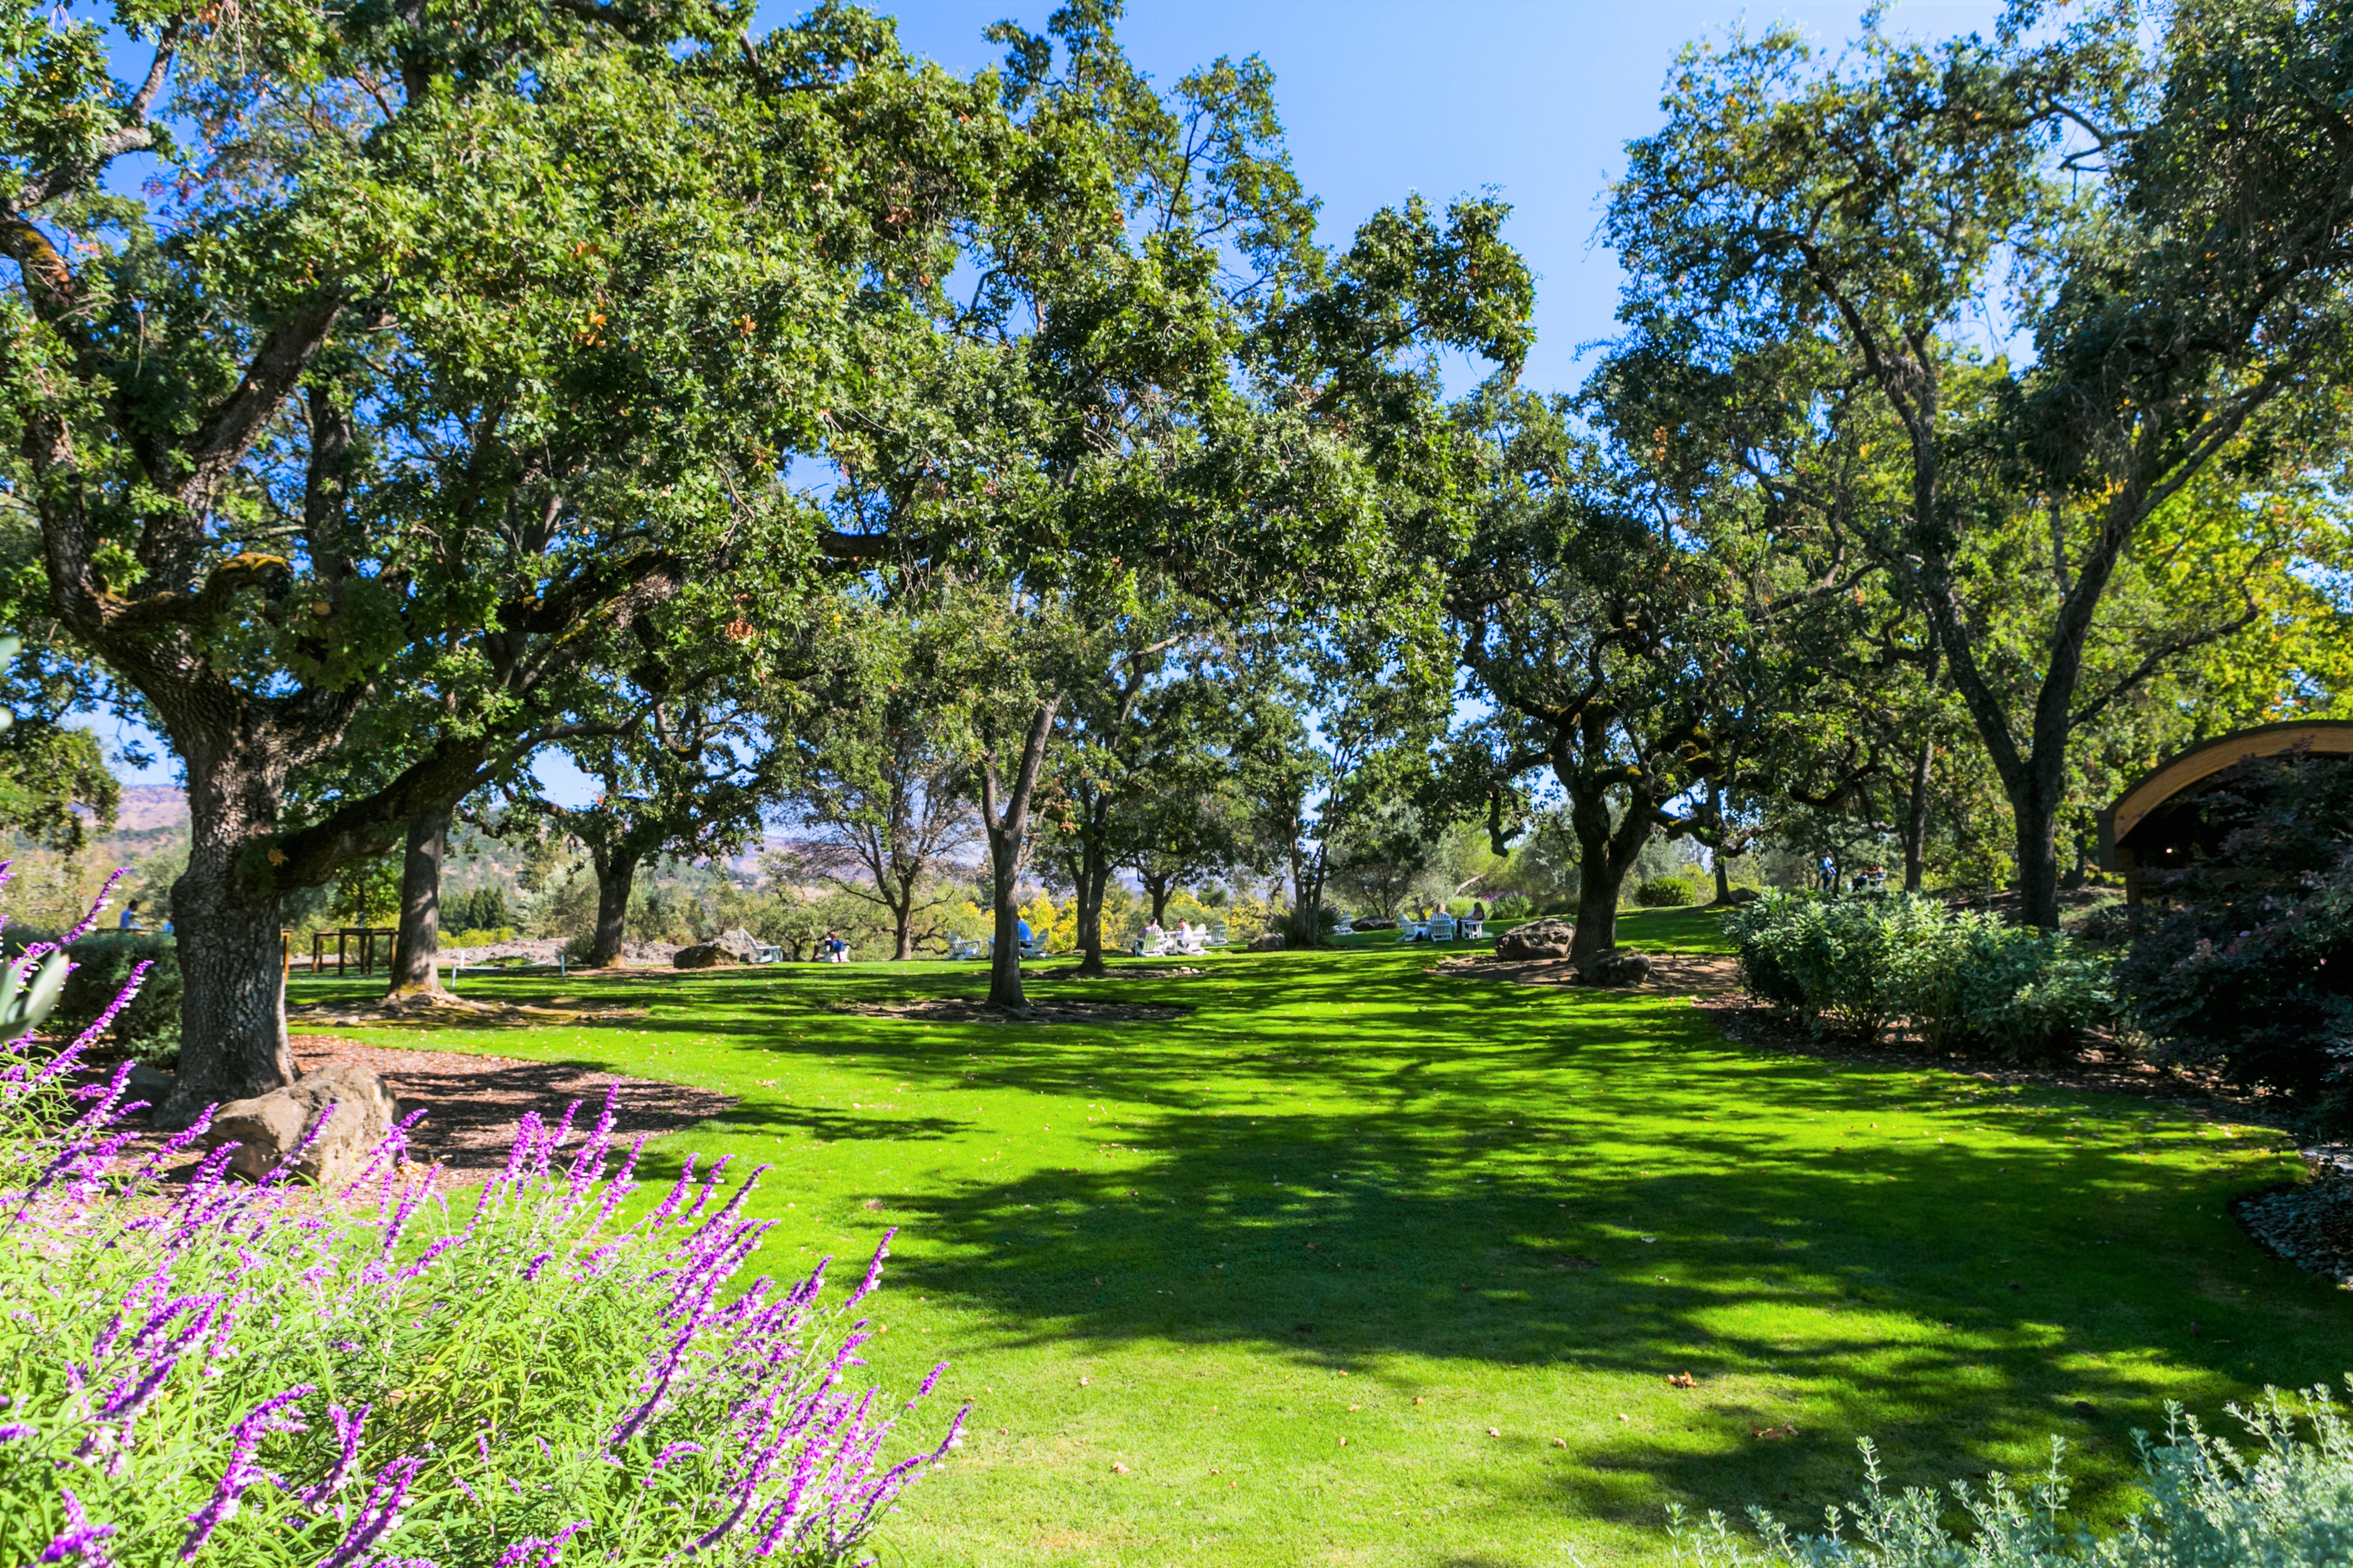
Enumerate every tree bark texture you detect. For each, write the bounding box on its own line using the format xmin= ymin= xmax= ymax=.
xmin=387 ymin=802 xmax=452 ymax=996
xmin=160 ymin=746 xmax=300 ymax=1127
xmin=1903 ymin=743 xmax=1933 ymax=893
xmin=978 ymin=696 xmax=1061 ymax=1012
xmin=1072 ymin=839 xmax=1111 ymax=978
xmin=589 ymin=847 xmax=641 ymax=967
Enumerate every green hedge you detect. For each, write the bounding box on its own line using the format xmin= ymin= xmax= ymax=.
xmin=1636 ymin=876 xmax=1699 ymax=907
xmin=57 ymin=933 xmax=181 ymax=1062
xmin=1722 ymin=891 xmax=2113 ymax=1061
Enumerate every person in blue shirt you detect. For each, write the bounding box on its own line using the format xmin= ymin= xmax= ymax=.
xmin=117 ymin=899 xmax=142 ymax=933
xmin=1015 ymin=916 xmax=1033 ymax=948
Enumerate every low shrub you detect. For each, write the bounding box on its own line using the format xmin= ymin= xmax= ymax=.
xmin=2117 ymin=754 xmax=2353 ymax=1125
xmin=1724 ymin=891 xmax=2114 ymax=1060
xmin=1669 ymin=1385 xmax=2353 ymax=1568
xmin=1636 ymin=877 xmax=1699 ymax=908
xmin=57 ymin=931 xmax=181 ymax=1063
xmin=0 ymin=893 xmax=963 ymax=1568
xmin=1487 ymin=891 xmax=1534 ymax=920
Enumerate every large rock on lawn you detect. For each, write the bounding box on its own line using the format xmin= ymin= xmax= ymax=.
xmin=673 ymin=942 xmax=743 ymax=969
xmin=1248 ymin=931 xmax=1287 ymax=951
xmin=1495 ymin=916 xmax=1575 ymax=960
xmin=1574 ymin=948 xmax=1653 ymax=987
xmin=208 ymin=1062 xmax=398 ymax=1185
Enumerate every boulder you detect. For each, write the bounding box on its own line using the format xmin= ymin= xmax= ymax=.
xmin=208 ymin=1062 xmax=398 ymax=1185
xmin=1495 ymin=916 xmax=1575 ymax=961
xmin=126 ymin=1061 xmax=175 ymax=1111
xmin=672 ymin=943 xmax=743 ymax=970
xmin=1575 ymin=948 xmax=1653 ymax=987
xmin=712 ymin=928 xmax=765 ymax=961
xmin=1248 ymin=931 xmax=1287 ymax=951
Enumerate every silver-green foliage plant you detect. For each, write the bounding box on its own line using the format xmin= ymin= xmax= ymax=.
xmin=1669 ymin=1386 xmax=2353 ymax=1567
xmin=0 ymin=888 xmax=963 ymax=1567
xmin=1724 ymin=891 xmax=2114 ymax=1060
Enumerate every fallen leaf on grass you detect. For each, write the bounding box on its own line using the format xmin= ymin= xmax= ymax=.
xmin=1666 ymin=1372 xmax=1696 ymax=1388
xmin=1487 ymin=1427 xmax=1502 ymax=1437
xmin=1550 ymin=1437 xmax=1568 ymax=1448
xmin=1112 ymin=1462 xmax=1130 ymax=1474
xmin=1752 ymin=1424 xmax=1798 ymax=1440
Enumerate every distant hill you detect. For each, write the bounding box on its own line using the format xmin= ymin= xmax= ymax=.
xmin=114 ymin=786 xmax=188 ymax=834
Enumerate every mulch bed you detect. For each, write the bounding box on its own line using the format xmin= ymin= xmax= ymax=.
xmin=1692 ymin=997 xmax=2295 ymax=1129
xmin=288 ymin=992 xmax=642 ymax=1030
xmin=1433 ymin=949 xmax=1744 ymax=998
xmin=92 ymin=1035 xmax=733 ymax=1181
xmin=287 ymin=1037 xmax=735 ymax=1177
xmin=831 ymin=997 xmax=1191 ymax=1025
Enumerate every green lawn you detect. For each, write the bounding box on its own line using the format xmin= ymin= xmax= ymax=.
xmin=291 ymin=908 xmax=2349 ymax=1567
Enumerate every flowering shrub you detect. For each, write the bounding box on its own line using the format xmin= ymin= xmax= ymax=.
xmin=1725 ymin=891 xmax=2114 ymax=1060
xmin=0 ymin=885 xmax=963 ymax=1568
xmin=1668 ymin=1383 xmax=2353 ymax=1567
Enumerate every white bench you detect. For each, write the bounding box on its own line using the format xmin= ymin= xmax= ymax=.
xmin=948 ymin=936 xmax=983 ymax=961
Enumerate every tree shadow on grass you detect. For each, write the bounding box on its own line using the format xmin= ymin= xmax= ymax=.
xmin=363 ymin=951 xmax=2352 ymax=1524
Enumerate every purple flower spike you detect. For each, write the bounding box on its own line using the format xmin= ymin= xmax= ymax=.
xmin=40 ymin=1485 xmax=115 ymax=1568
xmin=495 ymin=1519 xmax=586 ymax=1568
xmin=317 ymin=1454 xmax=420 ymax=1568
xmin=846 ymin=1227 xmax=897 ymax=1311
xmin=300 ymin=1404 xmax=371 ymax=1506
xmin=181 ymin=1384 xmax=313 ymax=1557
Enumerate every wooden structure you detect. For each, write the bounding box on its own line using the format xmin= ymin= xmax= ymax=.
xmin=310 ymin=926 xmax=399 ymax=976
xmin=2096 ymin=720 xmax=2353 ymax=898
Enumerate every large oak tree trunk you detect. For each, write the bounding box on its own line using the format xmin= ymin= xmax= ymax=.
xmin=1903 ymin=743 xmax=1933 ymax=893
xmin=386 ymin=802 xmax=451 ymax=997
xmin=1073 ymin=843 xmax=1111 ymax=978
xmin=978 ymin=696 xmax=1060 ymax=1013
xmin=1142 ymin=875 xmax=1172 ymax=928
xmin=890 ymin=888 xmax=915 ymax=961
xmin=589 ymin=847 xmax=641 ymax=967
xmin=161 ymin=750 xmax=299 ymax=1128
xmin=2009 ymin=767 xmax=2064 ymax=930
xmin=985 ymin=829 xmax=1028 ymax=1007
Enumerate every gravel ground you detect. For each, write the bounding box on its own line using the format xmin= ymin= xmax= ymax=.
xmin=2236 ymin=1146 xmax=2353 ymax=1288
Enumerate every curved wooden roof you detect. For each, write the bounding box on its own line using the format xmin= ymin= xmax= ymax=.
xmin=2102 ymin=720 xmax=2353 ymax=859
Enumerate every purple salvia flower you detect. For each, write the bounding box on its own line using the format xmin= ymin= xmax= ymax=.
xmin=589 ymin=1134 xmax=647 ymax=1234
xmin=0 ymin=1422 xmax=34 ymax=1441
xmin=452 ymin=1475 xmax=481 ymax=1506
xmin=533 ymin=1100 xmax=583 ymax=1184
xmin=494 ymin=1519 xmax=586 ymax=1568
xmin=133 ymin=1108 xmax=216 ymax=1185
xmin=40 ymin=1485 xmax=115 ymax=1568
xmin=520 ymin=1251 xmax=554 ymax=1281
xmin=180 ymin=1384 xmax=313 ymax=1557
xmin=646 ymin=1154 xmax=695 ymax=1229
xmin=753 ymin=1439 xmax=826 ymax=1555
xmin=29 ymin=962 xmax=152 ymax=1093
xmin=259 ymin=1100 xmax=338 ymax=1187
xmin=912 ymin=1362 xmax=947 ymax=1402
xmin=682 ymin=1155 xmax=734 ymax=1225
xmin=317 ymin=1454 xmax=420 ymax=1568
xmin=643 ymin=1441 xmax=703 ymax=1485
xmin=565 ymin=1084 xmax=619 ymax=1200
xmin=60 ymin=868 xmax=128 ymax=945
xmin=396 ymin=1234 xmax=464 ymax=1281
xmin=845 ymin=1227 xmax=895 ymax=1311
xmin=299 ymin=1404 xmax=370 ymax=1507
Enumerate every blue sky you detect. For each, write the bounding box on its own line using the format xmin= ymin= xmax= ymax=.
xmin=95 ymin=0 xmax=2002 ymax=797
